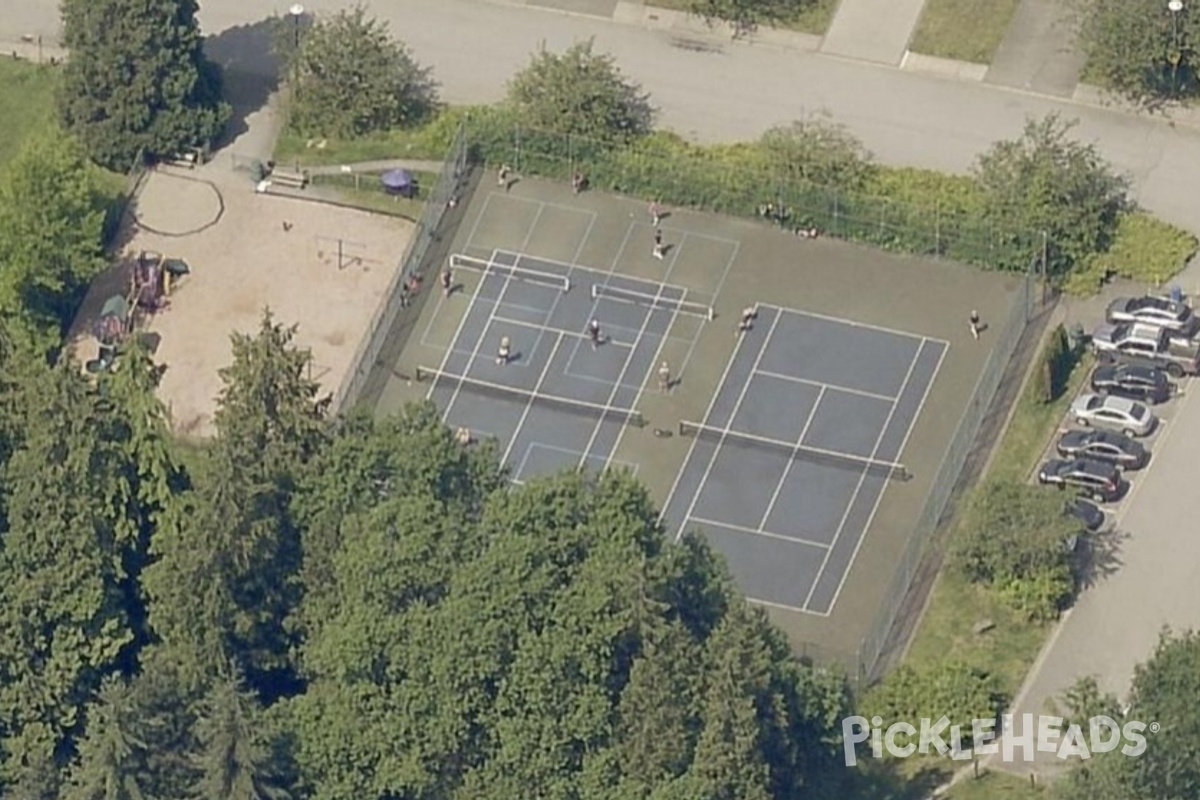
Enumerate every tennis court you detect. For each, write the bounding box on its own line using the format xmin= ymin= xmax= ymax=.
xmin=417 ymin=250 xmax=713 ymax=482
xmin=661 ymin=305 xmax=947 ymax=616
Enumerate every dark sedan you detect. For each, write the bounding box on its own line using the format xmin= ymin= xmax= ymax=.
xmin=1055 ymin=428 xmax=1148 ymax=471
xmin=1090 ymin=364 xmax=1172 ymax=405
xmin=1065 ymin=498 xmax=1105 ymax=532
xmin=1037 ymin=458 xmax=1125 ymax=503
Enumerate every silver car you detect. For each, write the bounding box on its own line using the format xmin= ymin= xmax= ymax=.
xmin=1106 ymin=295 xmax=1198 ymax=337
xmin=1070 ymin=393 xmax=1156 ymax=437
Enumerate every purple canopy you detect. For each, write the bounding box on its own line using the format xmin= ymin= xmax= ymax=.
xmin=380 ymin=168 xmax=414 ymax=189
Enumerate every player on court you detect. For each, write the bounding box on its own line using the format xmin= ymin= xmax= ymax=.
xmin=588 ymin=319 xmax=602 ymax=349
xmin=497 ymin=335 xmax=511 ymax=365
xmin=441 ymin=267 xmax=452 ymax=296
xmin=737 ymin=306 xmax=757 ymax=333
xmin=658 ymin=361 xmax=672 ymax=392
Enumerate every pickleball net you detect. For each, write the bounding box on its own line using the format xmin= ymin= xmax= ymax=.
xmin=678 ymin=420 xmax=911 ymax=481
xmin=591 ymin=283 xmax=715 ymax=321
xmin=416 ymin=366 xmax=646 ymax=427
xmin=449 ymin=254 xmax=571 ymax=293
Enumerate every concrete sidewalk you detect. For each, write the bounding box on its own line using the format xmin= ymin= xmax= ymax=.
xmin=985 ymin=0 xmax=1086 ymax=97
xmin=820 ymin=0 xmax=928 ymax=65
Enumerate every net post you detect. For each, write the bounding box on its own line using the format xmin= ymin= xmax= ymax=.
xmin=564 ymin=277 xmax=571 ymax=294
xmin=591 ymin=283 xmax=599 ymax=300
xmin=707 ymin=306 xmax=715 ymax=322
xmin=415 ymin=366 xmax=425 ymax=382
xmin=678 ymin=420 xmax=687 ymax=436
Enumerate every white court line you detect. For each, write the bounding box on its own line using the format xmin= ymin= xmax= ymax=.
xmin=757 ymin=385 xmax=826 ymax=531
xmin=759 ymin=303 xmax=951 ymax=348
xmin=419 ymin=193 xmax=498 ymax=349
xmin=511 ymin=209 xmax=595 ymax=366
xmin=492 ymin=314 xmax=634 ymax=348
xmin=676 ymin=309 xmax=783 ymax=540
xmin=494 ymin=245 xmax=694 ymax=298
xmin=747 ymin=596 xmax=816 ymax=615
xmin=438 ymin=214 xmax=545 ymax=419
xmin=754 ymin=369 xmax=898 ymax=403
xmin=526 ymin=441 xmax=639 ymax=474
xmin=688 ymin=516 xmax=831 ymax=550
xmin=577 ymin=234 xmax=685 ymax=468
xmin=822 ymin=339 xmax=948 ymax=615
xmin=501 ymin=334 xmax=564 ymax=467
xmin=673 ymin=238 xmax=740 ymax=383
xmin=484 ymin=191 xmax=603 ymax=219
xmin=801 ymin=337 xmax=927 ymax=612
xmin=659 ymin=304 xmax=768 ymax=535
xmin=598 ymin=232 xmax=693 ymax=470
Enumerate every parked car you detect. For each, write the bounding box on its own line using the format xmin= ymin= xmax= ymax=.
xmin=1090 ymin=322 xmax=1200 ymax=377
xmin=1038 ymin=458 xmax=1125 ymax=503
xmin=1070 ymin=393 xmax=1157 ymax=437
xmin=1056 ymin=428 xmax=1148 ymax=471
xmin=1065 ymin=497 xmax=1105 ymax=532
xmin=1090 ymin=363 xmax=1173 ymax=405
xmin=1106 ymin=295 xmax=1198 ymax=337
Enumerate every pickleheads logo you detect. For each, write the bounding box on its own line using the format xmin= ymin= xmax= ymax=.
xmin=841 ymin=714 xmax=1157 ymax=766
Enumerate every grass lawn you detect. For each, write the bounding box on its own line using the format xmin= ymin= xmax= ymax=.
xmin=644 ymin=0 xmax=839 ymax=36
xmin=0 ymin=58 xmax=59 ymax=168
xmin=275 ymin=129 xmax=449 ymax=168
xmin=908 ymin=0 xmax=1021 ymax=64
xmin=308 ymin=169 xmax=438 ymax=220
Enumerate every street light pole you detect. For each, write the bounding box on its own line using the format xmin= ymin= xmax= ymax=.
xmin=288 ymin=4 xmax=305 ymax=86
xmin=1168 ymin=0 xmax=1184 ymax=97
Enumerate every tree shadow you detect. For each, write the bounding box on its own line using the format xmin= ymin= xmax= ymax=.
xmin=203 ymin=18 xmax=286 ymax=149
xmin=1073 ymin=526 xmax=1128 ymax=592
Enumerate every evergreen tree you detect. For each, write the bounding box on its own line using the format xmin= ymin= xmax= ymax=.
xmin=62 ymin=678 xmax=151 ymax=800
xmin=59 ymin=0 xmax=229 ymax=170
xmin=192 ymin=669 xmax=288 ymax=800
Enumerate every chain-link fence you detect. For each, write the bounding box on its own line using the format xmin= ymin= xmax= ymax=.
xmin=331 ymin=120 xmax=469 ymax=414
xmin=464 ymin=121 xmax=1038 ymax=273
xmin=853 ymin=268 xmax=1036 ymax=688
xmin=102 ymin=149 xmax=150 ymax=248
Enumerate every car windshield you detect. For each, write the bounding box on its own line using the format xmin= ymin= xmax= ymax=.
xmin=1087 ymin=395 xmax=1105 ymax=410
xmin=1130 ymin=402 xmax=1147 ymax=417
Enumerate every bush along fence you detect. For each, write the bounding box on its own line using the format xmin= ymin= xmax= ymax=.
xmin=331 ymin=120 xmax=469 ymax=414
xmin=463 ymin=117 xmax=1042 ymax=273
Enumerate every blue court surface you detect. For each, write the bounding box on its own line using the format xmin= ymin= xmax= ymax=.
xmin=420 ymin=250 xmax=707 ymax=482
xmin=660 ymin=306 xmax=947 ymax=616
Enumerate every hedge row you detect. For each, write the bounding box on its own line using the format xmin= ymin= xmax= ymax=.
xmin=275 ymin=105 xmax=1197 ymax=287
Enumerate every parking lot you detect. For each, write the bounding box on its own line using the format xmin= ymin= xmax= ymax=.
xmin=1000 ymin=285 xmax=1200 ymax=775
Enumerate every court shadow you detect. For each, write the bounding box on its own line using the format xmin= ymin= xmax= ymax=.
xmin=504 ymin=178 xmax=520 ymax=192
xmin=660 ymin=243 xmax=676 ymax=256
xmin=449 ymin=283 xmax=466 ymax=297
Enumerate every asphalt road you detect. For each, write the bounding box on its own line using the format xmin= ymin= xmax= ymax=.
xmin=7 ymin=0 xmax=1200 ymax=762
xmin=4 ymin=0 xmax=1195 ymax=231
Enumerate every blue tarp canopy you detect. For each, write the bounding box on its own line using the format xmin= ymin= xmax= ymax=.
xmin=380 ymin=168 xmax=413 ymax=189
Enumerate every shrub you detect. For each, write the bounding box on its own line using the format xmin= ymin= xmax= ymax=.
xmin=859 ymin=660 xmax=1000 ymax=750
xmin=997 ymin=565 xmax=1074 ymax=624
xmin=1063 ymin=211 xmax=1199 ymax=296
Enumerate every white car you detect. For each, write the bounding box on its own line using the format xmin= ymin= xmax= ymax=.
xmin=1070 ymin=393 xmax=1157 ymax=437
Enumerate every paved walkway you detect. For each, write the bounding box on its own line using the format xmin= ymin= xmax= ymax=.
xmin=985 ymin=0 xmax=1086 ymax=97
xmin=820 ymin=0 xmax=928 ymax=65
xmin=7 ymin=0 xmax=1200 ymax=752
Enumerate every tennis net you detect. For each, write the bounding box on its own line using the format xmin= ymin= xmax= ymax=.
xmin=449 ymin=254 xmax=571 ymax=293
xmin=591 ymin=283 xmax=715 ymax=321
xmin=678 ymin=420 xmax=910 ymax=481
xmin=417 ymin=366 xmax=645 ymax=427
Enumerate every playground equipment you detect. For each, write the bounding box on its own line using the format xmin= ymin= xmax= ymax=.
xmin=132 ymin=250 xmax=190 ymax=313
xmin=88 ymin=294 xmax=131 ymax=373
xmin=86 ymin=252 xmax=190 ymax=373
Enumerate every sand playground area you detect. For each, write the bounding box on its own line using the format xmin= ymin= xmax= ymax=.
xmin=70 ymin=167 xmax=414 ymax=437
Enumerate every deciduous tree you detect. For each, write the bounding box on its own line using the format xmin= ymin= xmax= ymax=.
xmin=0 ymin=128 xmax=108 ymax=354
xmin=973 ymin=114 xmax=1129 ymax=276
xmin=1078 ymin=0 xmax=1200 ymax=106
xmin=759 ymin=113 xmax=876 ymax=192
xmin=59 ymin=0 xmax=229 ymax=170
xmin=288 ymin=6 xmax=437 ymax=139
xmin=687 ymin=0 xmax=817 ymax=38
xmin=508 ymin=40 xmax=655 ymax=143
